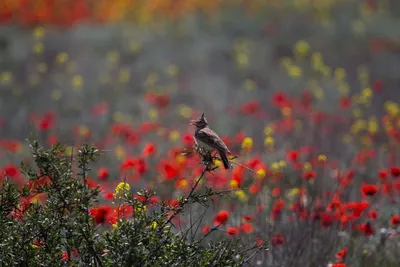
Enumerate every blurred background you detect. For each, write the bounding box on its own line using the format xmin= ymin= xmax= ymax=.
xmin=1 ymin=0 xmax=399 ymax=140
xmin=1 ymin=0 xmax=400 ymax=266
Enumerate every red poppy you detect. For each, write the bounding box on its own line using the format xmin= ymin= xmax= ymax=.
xmin=246 ymin=157 xmax=262 ymax=169
xmin=249 ymin=183 xmax=261 ymax=194
xmin=271 ymin=199 xmax=285 ymax=220
xmin=161 ymin=162 xmax=180 ymax=180
xmin=321 ymin=213 xmax=333 ymax=227
xmin=359 ymin=222 xmax=374 ymax=236
xmin=240 ymin=100 xmax=260 ymax=115
xmin=142 ymin=143 xmax=156 ymax=157
xmin=103 ymin=192 xmax=114 ymax=200
xmin=2 ymin=164 xmax=19 ymax=177
xmin=373 ymin=79 xmax=383 ymax=92
xmin=350 ymin=201 xmax=370 ymax=217
xmin=361 ymin=184 xmax=378 ymax=197
xmin=182 ymin=133 xmax=194 ymax=147
xmin=272 ymin=187 xmax=281 ymax=197
xmin=339 ymin=97 xmax=351 ymax=109
xmin=272 ymin=91 xmax=289 ymax=108
xmin=226 ymin=227 xmax=239 ymax=236
xmin=302 ymin=170 xmax=316 ymax=180
xmin=145 ymin=92 xmax=169 ymax=108
xmin=38 ymin=112 xmax=55 ymax=131
xmin=168 ymin=199 xmax=179 ymax=207
xmin=135 ymin=157 xmax=147 ymax=176
xmin=98 ymin=168 xmax=110 ymax=181
xmin=390 ymin=215 xmax=400 ymax=225
xmin=202 ymin=225 xmax=210 ymax=234
xmin=243 ymin=215 xmax=253 ymax=222
xmin=335 ymin=247 xmax=348 ymax=263
xmin=367 ymin=210 xmax=378 ymax=220
xmin=390 ymin=166 xmax=400 ymax=177
xmin=47 ymin=135 xmax=59 ymax=146
xmin=61 ymin=249 xmax=78 ymax=261
xmin=286 ymin=150 xmax=299 ymax=162
xmin=332 ymin=264 xmax=347 ymax=267
xmin=90 ymin=205 xmax=112 ymax=225
xmin=91 ymin=101 xmax=109 ymax=116
xmin=240 ymin=223 xmax=253 ymax=233
xmin=272 ymin=234 xmax=285 ymax=247
xmin=120 ymin=158 xmax=136 ymax=171
xmin=213 ymin=210 xmax=230 ymax=226
xmin=378 ymin=169 xmax=388 ymax=180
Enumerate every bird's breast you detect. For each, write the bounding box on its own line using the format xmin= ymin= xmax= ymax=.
xmin=195 ymin=137 xmax=215 ymax=151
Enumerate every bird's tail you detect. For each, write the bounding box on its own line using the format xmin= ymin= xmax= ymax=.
xmin=218 ymin=150 xmax=230 ymax=169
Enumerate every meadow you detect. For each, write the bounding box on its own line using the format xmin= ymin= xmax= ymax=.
xmin=0 ymin=0 xmax=400 ymax=266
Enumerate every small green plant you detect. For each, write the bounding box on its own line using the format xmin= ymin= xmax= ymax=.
xmin=0 ymin=140 xmax=267 ymax=266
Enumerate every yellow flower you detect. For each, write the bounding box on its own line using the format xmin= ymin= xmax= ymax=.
xmin=230 ymin=180 xmax=239 ymax=189
xmin=56 ymin=52 xmax=69 ymax=64
xmin=0 ymin=72 xmax=13 ymax=85
xmin=313 ymin=86 xmax=324 ymax=100
xmin=288 ymin=188 xmax=300 ymax=198
xmin=243 ymin=79 xmax=256 ymax=90
xmin=295 ymin=40 xmax=310 ymax=56
xmin=33 ymin=26 xmax=45 ymax=39
xmin=236 ymin=52 xmax=249 ymax=68
xmin=368 ymin=116 xmax=379 ymax=134
xmin=118 ymin=68 xmax=130 ymax=83
xmin=169 ymin=130 xmax=180 ymax=142
xmin=65 ymin=146 xmax=74 ymax=157
xmin=78 ymin=125 xmax=89 ymax=137
xmin=115 ymin=145 xmax=126 ymax=161
xmin=176 ymin=154 xmax=186 ymax=164
xmin=385 ymin=101 xmax=399 ymax=117
xmin=135 ymin=206 xmax=147 ymax=213
xmin=256 ymin=169 xmax=266 ymax=179
xmin=179 ymin=105 xmax=192 ymax=118
xmin=317 ymin=154 xmax=327 ymax=162
xmin=148 ymin=108 xmax=159 ymax=120
xmin=72 ymin=75 xmax=83 ymax=88
xmin=311 ymin=52 xmax=323 ymax=70
xmin=303 ymin=162 xmax=312 ymax=171
xmin=167 ymin=64 xmax=179 ymax=76
xmin=264 ymin=136 xmax=274 ymax=148
xmin=263 ymin=125 xmax=274 ymax=135
xmin=214 ymin=159 xmax=222 ymax=168
xmin=150 ymin=221 xmax=157 ymax=229
xmin=334 ymin=68 xmax=346 ymax=81
xmin=145 ymin=72 xmax=158 ymax=86
xmin=288 ymin=65 xmax=302 ymax=78
xmin=279 ymin=160 xmax=286 ymax=168
xmin=107 ymin=51 xmax=120 ymax=64
xmin=33 ymin=43 xmax=44 ymax=54
xmin=235 ymin=190 xmax=248 ymax=202
xmin=241 ymin=137 xmax=253 ymax=151
xmin=114 ymin=182 xmax=131 ymax=199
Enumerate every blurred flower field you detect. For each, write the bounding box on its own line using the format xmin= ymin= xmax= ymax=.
xmin=1 ymin=0 xmax=400 ymax=266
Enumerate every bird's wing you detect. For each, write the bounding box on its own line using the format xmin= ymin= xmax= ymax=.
xmin=197 ymin=128 xmax=230 ymax=153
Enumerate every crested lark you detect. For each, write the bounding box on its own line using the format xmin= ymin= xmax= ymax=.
xmin=191 ymin=113 xmax=231 ymax=169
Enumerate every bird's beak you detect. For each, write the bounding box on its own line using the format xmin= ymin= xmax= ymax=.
xmin=190 ymin=120 xmax=196 ymax=125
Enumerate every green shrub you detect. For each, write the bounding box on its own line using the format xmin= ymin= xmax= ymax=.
xmin=0 ymin=140 xmax=266 ymax=266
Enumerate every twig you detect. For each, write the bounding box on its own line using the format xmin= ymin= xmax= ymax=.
xmin=230 ymin=160 xmax=255 ymax=173
xmin=160 ymin=166 xmax=207 ymax=230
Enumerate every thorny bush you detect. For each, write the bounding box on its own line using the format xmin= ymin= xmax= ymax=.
xmin=0 ymin=140 xmax=267 ymax=266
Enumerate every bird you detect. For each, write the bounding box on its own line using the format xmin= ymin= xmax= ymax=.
xmin=190 ymin=113 xmax=231 ymax=169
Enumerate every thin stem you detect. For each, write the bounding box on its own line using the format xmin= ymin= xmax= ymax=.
xmin=161 ymin=166 xmax=207 ymax=229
